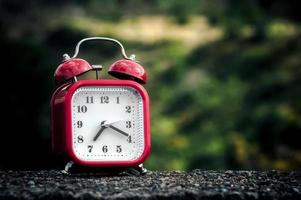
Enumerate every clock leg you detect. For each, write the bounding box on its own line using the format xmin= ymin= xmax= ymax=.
xmin=62 ymin=161 xmax=75 ymax=175
xmin=137 ymin=163 xmax=148 ymax=174
xmin=124 ymin=164 xmax=148 ymax=176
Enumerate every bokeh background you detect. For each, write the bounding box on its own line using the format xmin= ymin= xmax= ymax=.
xmin=0 ymin=0 xmax=300 ymax=171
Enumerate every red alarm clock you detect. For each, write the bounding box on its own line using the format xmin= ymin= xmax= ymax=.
xmin=51 ymin=37 xmax=151 ymax=174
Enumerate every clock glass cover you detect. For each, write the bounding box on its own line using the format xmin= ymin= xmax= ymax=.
xmin=71 ymin=86 xmax=145 ymax=162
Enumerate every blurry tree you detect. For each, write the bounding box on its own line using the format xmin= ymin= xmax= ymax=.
xmin=146 ymin=0 xmax=301 ymax=170
xmin=0 ymin=0 xmax=300 ymax=171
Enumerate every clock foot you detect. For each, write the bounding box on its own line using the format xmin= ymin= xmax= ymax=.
xmin=124 ymin=164 xmax=148 ymax=176
xmin=61 ymin=161 xmax=148 ymax=176
xmin=62 ymin=161 xmax=75 ymax=175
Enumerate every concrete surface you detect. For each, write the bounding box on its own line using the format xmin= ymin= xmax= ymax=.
xmin=0 ymin=170 xmax=301 ymax=199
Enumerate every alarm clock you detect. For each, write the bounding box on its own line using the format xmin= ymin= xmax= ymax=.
xmin=51 ymin=37 xmax=151 ymax=174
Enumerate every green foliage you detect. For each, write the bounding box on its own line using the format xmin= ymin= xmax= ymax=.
xmin=0 ymin=0 xmax=300 ymax=170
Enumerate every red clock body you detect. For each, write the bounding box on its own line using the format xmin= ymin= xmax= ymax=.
xmin=51 ymin=79 xmax=151 ymax=168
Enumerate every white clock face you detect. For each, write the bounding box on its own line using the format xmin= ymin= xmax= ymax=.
xmin=71 ymin=86 xmax=145 ymax=161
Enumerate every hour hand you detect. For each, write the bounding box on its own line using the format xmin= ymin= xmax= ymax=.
xmin=93 ymin=121 xmax=107 ymax=141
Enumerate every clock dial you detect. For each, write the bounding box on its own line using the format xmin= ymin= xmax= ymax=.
xmin=71 ymin=86 xmax=145 ymax=161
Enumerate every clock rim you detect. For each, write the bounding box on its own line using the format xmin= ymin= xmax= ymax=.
xmin=64 ymin=79 xmax=151 ymax=167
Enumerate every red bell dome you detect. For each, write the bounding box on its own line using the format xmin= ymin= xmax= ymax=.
xmin=54 ymin=58 xmax=93 ymax=85
xmin=108 ymin=59 xmax=147 ymax=84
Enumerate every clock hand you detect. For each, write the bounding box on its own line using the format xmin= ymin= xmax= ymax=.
xmin=102 ymin=119 xmax=126 ymax=127
xmin=108 ymin=125 xmax=129 ymax=137
xmin=93 ymin=121 xmax=107 ymax=141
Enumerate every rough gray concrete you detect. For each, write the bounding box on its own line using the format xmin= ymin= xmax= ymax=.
xmin=0 ymin=170 xmax=301 ymax=200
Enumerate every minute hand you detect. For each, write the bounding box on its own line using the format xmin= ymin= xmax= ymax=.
xmin=108 ymin=125 xmax=129 ymax=137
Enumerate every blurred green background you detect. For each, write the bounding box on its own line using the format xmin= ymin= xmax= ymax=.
xmin=0 ymin=0 xmax=300 ymax=170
